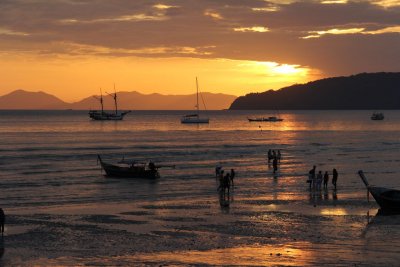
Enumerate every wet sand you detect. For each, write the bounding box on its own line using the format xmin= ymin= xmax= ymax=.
xmin=2 ymin=190 xmax=400 ymax=266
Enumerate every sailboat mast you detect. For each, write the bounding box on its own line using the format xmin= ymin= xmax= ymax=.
xmin=100 ymin=88 xmax=104 ymax=113
xmin=113 ymin=83 xmax=118 ymax=115
xmin=196 ymin=77 xmax=199 ymax=115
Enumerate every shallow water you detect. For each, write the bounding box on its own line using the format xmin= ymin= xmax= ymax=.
xmin=0 ymin=110 xmax=400 ymax=266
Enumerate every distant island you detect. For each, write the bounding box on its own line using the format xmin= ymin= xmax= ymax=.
xmin=230 ymin=72 xmax=400 ymax=110
xmin=0 ymin=90 xmax=236 ymax=110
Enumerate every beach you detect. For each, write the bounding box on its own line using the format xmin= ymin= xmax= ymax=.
xmin=1 ymin=110 xmax=400 ymax=266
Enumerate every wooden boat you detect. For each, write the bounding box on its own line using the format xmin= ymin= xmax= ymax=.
xmin=181 ymin=77 xmax=209 ymax=124
xmin=248 ymin=116 xmax=283 ymax=122
xmin=97 ymin=155 xmax=160 ymax=179
xmin=358 ymin=170 xmax=400 ymax=211
xmin=371 ymin=112 xmax=384 ymax=120
xmin=89 ymin=86 xmax=130 ymax=121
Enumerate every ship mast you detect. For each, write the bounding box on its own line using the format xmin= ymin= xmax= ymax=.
xmin=107 ymin=83 xmax=118 ymax=115
xmin=93 ymin=88 xmax=104 ymax=113
xmin=196 ymin=77 xmax=199 ymax=116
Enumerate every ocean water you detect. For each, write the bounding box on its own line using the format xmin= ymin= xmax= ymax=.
xmin=1 ymin=110 xmax=400 ymax=266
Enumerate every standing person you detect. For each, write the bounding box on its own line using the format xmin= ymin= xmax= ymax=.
xmin=308 ymin=166 xmax=316 ymax=190
xmin=316 ymin=171 xmax=323 ymax=190
xmin=277 ymin=150 xmax=281 ymax=163
xmin=230 ymin=169 xmax=235 ymax=187
xmin=217 ymin=170 xmax=224 ymax=191
xmin=272 ymin=157 xmax=278 ymax=173
xmin=323 ymin=171 xmax=329 ymax=189
xmin=272 ymin=150 xmax=277 ymax=160
xmin=332 ymin=168 xmax=338 ymax=190
xmin=267 ymin=149 xmax=272 ymax=162
xmin=0 ymin=208 xmax=4 ymax=235
xmin=215 ymin=165 xmax=222 ymax=178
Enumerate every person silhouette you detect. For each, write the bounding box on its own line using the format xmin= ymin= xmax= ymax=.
xmin=0 ymin=208 xmax=5 ymax=235
xmin=272 ymin=157 xmax=278 ymax=173
xmin=323 ymin=171 xmax=329 ymax=189
xmin=332 ymin=168 xmax=338 ymax=190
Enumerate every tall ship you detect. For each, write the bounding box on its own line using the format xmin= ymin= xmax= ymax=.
xmin=89 ymin=86 xmax=130 ymax=121
xmin=181 ymin=77 xmax=209 ymax=124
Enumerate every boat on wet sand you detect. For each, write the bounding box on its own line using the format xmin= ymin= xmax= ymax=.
xmin=97 ymin=155 xmax=160 ymax=179
xmin=358 ymin=170 xmax=400 ymax=211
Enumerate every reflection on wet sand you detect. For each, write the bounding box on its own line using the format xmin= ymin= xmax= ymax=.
xmin=0 ymin=236 xmax=4 ymax=259
xmin=85 ymin=243 xmax=313 ymax=267
xmin=309 ymin=188 xmax=339 ymax=207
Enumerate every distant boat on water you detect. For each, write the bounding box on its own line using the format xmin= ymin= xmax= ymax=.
xmin=89 ymin=86 xmax=130 ymax=120
xmin=371 ymin=112 xmax=384 ymax=120
xmin=181 ymin=77 xmax=209 ymax=124
xmin=248 ymin=116 xmax=283 ymax=122
xmin=248 ymin=111 xmax=283 ymax=122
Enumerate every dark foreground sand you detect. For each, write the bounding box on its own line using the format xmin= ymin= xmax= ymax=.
xmin=2 ymin=193 xmax=400 ymax=266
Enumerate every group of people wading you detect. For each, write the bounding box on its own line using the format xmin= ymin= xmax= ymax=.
xmin=308 ymin=165 xmax=338 ymax=190
xmin=267 ymin=149 xmax=281 ymax=173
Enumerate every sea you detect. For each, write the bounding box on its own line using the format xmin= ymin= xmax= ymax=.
xmin=0 ymin=110 xmax=400 ymax=266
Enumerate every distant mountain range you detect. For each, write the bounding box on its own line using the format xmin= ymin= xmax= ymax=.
xmin=0 ymin=90 xmax=237 ymax=110
xmin=230 ymin=72 xmax=400 ymax=110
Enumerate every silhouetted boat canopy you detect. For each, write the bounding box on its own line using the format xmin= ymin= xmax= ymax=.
xmin=359 ymin=170 xmax=400 ymax=211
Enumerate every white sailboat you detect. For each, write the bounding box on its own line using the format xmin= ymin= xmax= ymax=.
xmin=181 ymin=77 xmax=209 ymax=124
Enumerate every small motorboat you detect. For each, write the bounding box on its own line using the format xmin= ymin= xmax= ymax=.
xmin=248 ymin=116 xmax=283 ymax=122
xmin=358 ymin=170 xmax=400 ymax=211
xmin=97 ymin=155 xmax=160 ymax=179
xmin=371 ymin=112 xmax=384 ymax=120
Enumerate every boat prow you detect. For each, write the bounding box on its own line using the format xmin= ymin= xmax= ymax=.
xmin=358 ymin=170 xmax=400 ymax=211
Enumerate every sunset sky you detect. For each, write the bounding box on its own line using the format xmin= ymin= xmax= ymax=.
xmin=0 ymin=0 xmax=399 ymax=101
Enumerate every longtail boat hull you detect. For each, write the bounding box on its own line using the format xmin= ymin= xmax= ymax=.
xmin=358 ymin=170 xmax=400 ymax=211
xmin=98 ymin=155 xmax=159 ymax=179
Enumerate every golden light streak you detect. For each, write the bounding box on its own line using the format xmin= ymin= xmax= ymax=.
xmin=320 ymin=208 xmax=348 ymax=216
xmin=365 ymin=25 xmax=400 ymax=34
xmin=302 ymin=28 xmax=365 ymax=39
xmin=252 ymin=6 xmax=280 ymax=12
xmin=153 ymin=4 xmax=177 ymax=9
xmin=0 ymin=28 xmax=29 ymax=36
xmin=372 ymin=0 xmax=400 ymax=7
xmin=302 ymin=25 xmax=400 ymax=39
xmin=204 ymin=10 xmax=223 ymax=20
xmin=59 ymin=13 xmax=168 ymax=24
xmin=233 ymin=26 xmax=269 ymax=33
xmin=321 ymin=0 xmax=348 ymax=3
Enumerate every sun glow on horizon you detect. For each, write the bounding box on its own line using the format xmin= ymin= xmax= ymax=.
xmin=0 ymin=52 xmax=320 ymax=102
